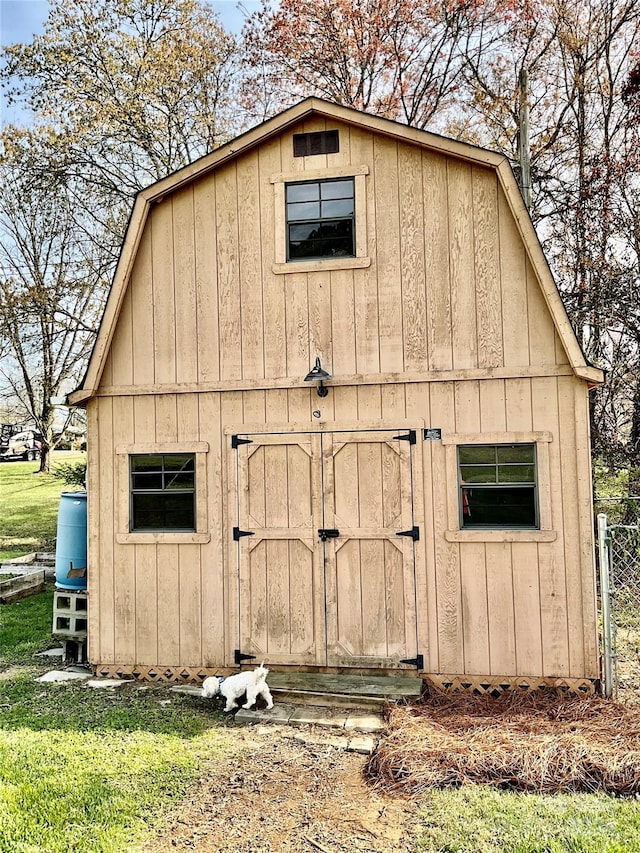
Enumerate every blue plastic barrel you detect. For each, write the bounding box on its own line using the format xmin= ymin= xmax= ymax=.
xmin=55 ymin=491 xmax=88 ymax=589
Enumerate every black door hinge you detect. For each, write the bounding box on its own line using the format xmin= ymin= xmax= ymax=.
xmin=393 ymin=430 xmax=416 ymax=444
xmin=233 ymin=527 xmax=255 ymax=541
xmin=234 ymin=649 xmax=257 ymax=666
xmin=318 ymin=528 xmax=340 ymax=542
xmin=231 ymin=435 xmax=252 ymax=449
xmin=401 ymin=654 xmax=424 ymax=669
xmin=396 ymin=526 xmax=420 ymax=541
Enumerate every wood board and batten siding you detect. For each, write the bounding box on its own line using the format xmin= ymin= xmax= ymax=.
xmin=77 ymin=99 xmax=602 ymax=692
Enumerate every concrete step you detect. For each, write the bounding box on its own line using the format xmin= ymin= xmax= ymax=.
xmin=234 ymin=703 xmax=385 ymax=739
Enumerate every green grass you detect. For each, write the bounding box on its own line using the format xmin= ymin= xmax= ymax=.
xmin=0 ymin=585 xmax=56 ymax=664
xmin=416 ymin=786 xmax=640 ymax=853
xmin=0 ymin=453 xmax=86 ymax=560
xmin=0 ymin=588 xmax=233 ymax=853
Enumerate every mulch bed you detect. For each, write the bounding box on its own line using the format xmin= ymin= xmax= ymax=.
xmin=366 ymin=687 xmax=640 ymax=797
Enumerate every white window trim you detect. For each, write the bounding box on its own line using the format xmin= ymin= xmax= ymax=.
xmin=271 ymin=165 xmax=370 ymax=274
xmin=441 ymin=431 xmax=556 ymax=543
xmin=115 ymin=442 xmax=210 ymax=544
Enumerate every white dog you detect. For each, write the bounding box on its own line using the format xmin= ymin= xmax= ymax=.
xmin=202 ymin=662 xmax=274 ymax=713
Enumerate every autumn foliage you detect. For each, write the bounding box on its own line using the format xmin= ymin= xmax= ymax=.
xmin=241 ymin=0 xmax=512 ymax=127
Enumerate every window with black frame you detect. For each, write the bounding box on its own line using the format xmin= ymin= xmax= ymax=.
xmin=286 ymin=178 xmax=354 ymax=260
xmin=458 ymin=444 xmax=538 ymax=528
xmin=129 ymin=454 xmax=195 ymax=531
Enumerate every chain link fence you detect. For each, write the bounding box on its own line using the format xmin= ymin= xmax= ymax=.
xmin=596 ymin=499 xmax=640 ymax=703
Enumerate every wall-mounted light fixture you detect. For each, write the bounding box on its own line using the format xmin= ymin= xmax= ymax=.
xmin=304 ymin=357 xmax=331 ymax=397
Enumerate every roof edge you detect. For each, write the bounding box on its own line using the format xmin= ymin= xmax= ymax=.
xmin=494 ymin=160 xmax=595 ymax=380
xmin=142 ymin=97 xmax=506 ymax=204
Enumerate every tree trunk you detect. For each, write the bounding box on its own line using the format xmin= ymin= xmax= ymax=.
xmin=624 ymin=370 xmax=640 ymax=523
xmin=39 ymin=443 xmax=51 ymax=474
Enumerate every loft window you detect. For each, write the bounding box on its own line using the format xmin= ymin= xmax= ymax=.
xmin=130 ymin=453 xmax=195 ymax=531
xmin=293 ymin=130 xmax=339 ymax=157
xmin=458 ymin=444 xmax=538 ymax=528
xmin=286 ymin=178 xmax=355 ymax=260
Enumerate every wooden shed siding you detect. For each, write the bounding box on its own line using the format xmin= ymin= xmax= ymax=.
xmin=216 ymin=162 xmax=242 ymax=381
xmin=88 ymin=377 xmax=598 ymax=679
xmin=473 ymin=167 xmax=503 ymax=370
xmin=238 ymin=152 xmax=264 ymax=380
xmin=194 ymin=173 xmax=220 ymax=383
xmin=499 ymin=188 xmax=529 ymax=368
xmin=399 ymin=144 xmax=427 ymax=371
xmin=199 ymin=392 xmax=226 ymax=666
xmin=428 ymin=381 xmax=463 ymax=673
xmin=449 ymin=160 xmax=477 ymax=371
xmin=259 ymin=141 xmax=284 ymax=377
xmin=86 ymin=115 xmax=598 ymax=682
xmin=173 ymin=186 xmax=199 ymax=385
xmin=374 ymin=135 xmax=404 ymax=374
xmin=351 ymin=127 xmax=381 ymax=374
xmin=132 ymin=227 xmax=155 ymax=386
xmin=151 ymin=199 xmax=177 ymax=385
xmin=101 ymin=122 xmax=568 ymax=398
xmin=423 ymin=151 xmax=452 ymax=372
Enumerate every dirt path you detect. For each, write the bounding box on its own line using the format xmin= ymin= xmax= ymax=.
xmin=142 ymin=726 xmax=418 ymax=852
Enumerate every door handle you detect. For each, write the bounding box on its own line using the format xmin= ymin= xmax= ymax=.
xmin=318 ymin=528 xmax=340 ymax=542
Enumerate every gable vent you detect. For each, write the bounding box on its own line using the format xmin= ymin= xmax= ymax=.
xmin=293 ymin=129 xmax=339 ymax=157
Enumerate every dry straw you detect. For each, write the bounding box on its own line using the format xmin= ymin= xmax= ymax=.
xmin=366 ymin=687 xmax=640 ymax=796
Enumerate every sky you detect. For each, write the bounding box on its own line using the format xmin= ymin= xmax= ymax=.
xmin=0 ymin=0 xmax=258 ymax=42
xmin=0 ymin=0 xmax=261 ymax=124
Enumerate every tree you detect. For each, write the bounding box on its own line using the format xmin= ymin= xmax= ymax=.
xmin=0 ymin=130 xmax=106 ymax=472
xmin=240 ymin=0 xmax=506 ymax=127
xmin=3 ymin=0 xmax=239 ymax=221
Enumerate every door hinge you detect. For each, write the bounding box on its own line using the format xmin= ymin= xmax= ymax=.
xmin=318 ymin=528 xmax=340 ymax=542
xmin=393 ymin=430 xmax=416 ymax=444
xmin=231 ymin=435 xmax=252 ymax=449
xmin=233 ymin=527 xmax=255 ymax=541
xmin=396 ymin=526 xmax=420 ymax=541
xmin=234 ymin=649 xmax=257 ymax=666
xmin=401 ymin=654 xmax=424 ymax=669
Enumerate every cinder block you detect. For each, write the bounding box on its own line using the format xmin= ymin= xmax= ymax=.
xmin=52 ymin=590 xmax=88 ymax=638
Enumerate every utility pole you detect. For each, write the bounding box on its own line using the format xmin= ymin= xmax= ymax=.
xmin=518 ymin=68 xmax=531 ymax=210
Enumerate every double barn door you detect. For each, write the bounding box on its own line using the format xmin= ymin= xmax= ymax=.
xmin=234 ymin=429 xmax=419 ymax=669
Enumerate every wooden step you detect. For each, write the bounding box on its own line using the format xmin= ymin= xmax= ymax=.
xmin=266 ymin=672 xmax=422 ymax=710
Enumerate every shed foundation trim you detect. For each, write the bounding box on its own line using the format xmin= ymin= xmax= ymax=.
xmin=424 ymin=674 xmax=599 ymax=696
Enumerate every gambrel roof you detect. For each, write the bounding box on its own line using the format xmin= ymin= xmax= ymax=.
xmin=69 ymin=97 xmax=603 ymax=405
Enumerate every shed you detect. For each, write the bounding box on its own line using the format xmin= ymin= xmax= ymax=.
xmin=70 ymin=98 xmax=604 ymax=693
